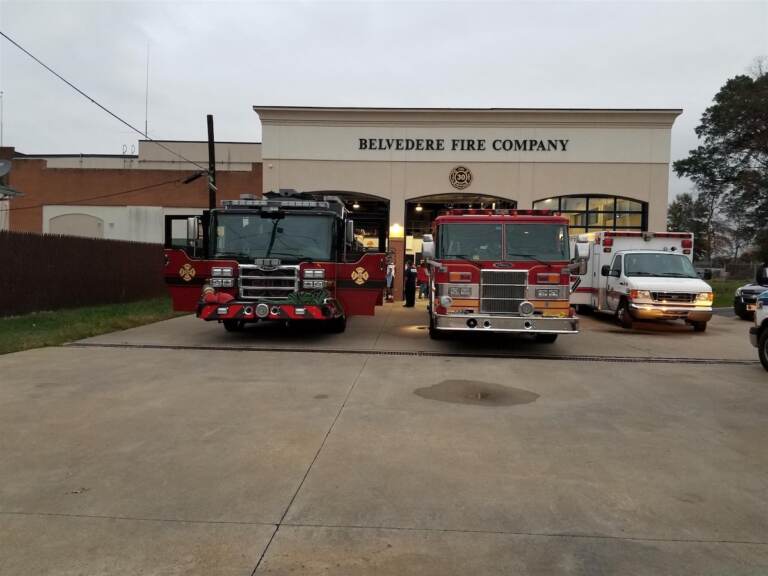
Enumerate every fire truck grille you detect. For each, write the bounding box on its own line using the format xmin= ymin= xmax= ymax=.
xmin=239 ymin=265 xmax=299 ymax=299
xmin=480 ymin=270 xmax=527 ymax=314
xmin=651 ymin=292 xmax=696 ymax=303
xmin=481 ymin=284 xmax=527 ymax=299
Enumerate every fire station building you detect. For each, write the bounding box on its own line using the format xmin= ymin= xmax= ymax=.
xmin=255 ymin=106 xmax=681 ymax=284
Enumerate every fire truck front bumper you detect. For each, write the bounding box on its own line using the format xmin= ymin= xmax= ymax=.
xmin=198 ymin=301 xmax=341 ymax=322
xmin=434 ymin=314 xmax=579 ymax=334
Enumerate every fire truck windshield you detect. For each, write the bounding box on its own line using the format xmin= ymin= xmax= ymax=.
xmin=212 ymin=213 xmax=334 ymax=262
xmin=439 ymin=223 xmax=568 ymax=262
xmin=505 ymin=224 xmax=569 ymax=262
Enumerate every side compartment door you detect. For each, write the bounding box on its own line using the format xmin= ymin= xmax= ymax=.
xmin=605 ymin=255 xmax=623 ymax=311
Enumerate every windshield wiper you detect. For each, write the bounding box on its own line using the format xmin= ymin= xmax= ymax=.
xmin=506 ymin=252 xmax=548 ymax=266
xmin=264 ymin=218 xmax=281 ymax=258
xmin=656 ymin=273 xmax=697 ymax=278
xmin=626 ymin=271 xmax=655 ymax=276
xmin=443 ymin=254 xmax=482 ymax=268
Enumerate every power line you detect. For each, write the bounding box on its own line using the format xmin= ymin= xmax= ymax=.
xmin=0 ymin=30 xmax=208 ymax=172
xmin=0 ymin=176 xmax=187 ymax=212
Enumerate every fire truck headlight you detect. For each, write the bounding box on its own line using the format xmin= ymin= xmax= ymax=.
xmin=303 ymin=279 xmax=325 ymax=289
xmin=212 ymin=267 xmax=234 ymax=277
xmin=220 ymin=278 xmax=234 ymax=288
xmin=535 ymin=288 xmax=562 ymax=299
xmin=440 ymin=295 xmax=453 ymax=307
xmin=448 ymin=286 xmax=473 ymax=297
xmin=304 ymin=269 xmax=325 ymax=279
xmin=211 ymin=278 xmax=223 ymax=288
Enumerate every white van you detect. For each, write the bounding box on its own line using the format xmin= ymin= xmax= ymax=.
xmin=571 ymin=231 xmax=713 ymax=331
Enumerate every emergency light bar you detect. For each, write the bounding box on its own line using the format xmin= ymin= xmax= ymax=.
xmin=222 ymin=199 xmax=331 ymax=210
xmin=445 ymin=208 xmax=554 ymax=216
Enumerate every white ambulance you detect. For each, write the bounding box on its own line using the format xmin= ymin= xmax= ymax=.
xmin=571 ymin=231 xmax=713 ymax=331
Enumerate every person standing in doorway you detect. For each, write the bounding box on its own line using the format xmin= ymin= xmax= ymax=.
xmin=417 ymin=260 xmax=429 ymax=299
xmin=385 ymin=260 xmax=395 ymax=302
xmin=404 ymin=259 xmax=417 ymax=307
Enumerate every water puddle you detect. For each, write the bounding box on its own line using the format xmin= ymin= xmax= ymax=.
xmin=414 ymin=379 xmax=539 ymax=407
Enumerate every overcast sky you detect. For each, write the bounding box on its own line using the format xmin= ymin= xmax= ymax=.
xmin=1 ymin=0 xmax=766 ymax=200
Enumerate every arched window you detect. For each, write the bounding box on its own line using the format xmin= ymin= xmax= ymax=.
xmin=532 ymin=195 xmax=647 ymax=234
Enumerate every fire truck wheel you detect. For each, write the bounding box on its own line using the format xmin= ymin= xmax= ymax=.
xmin=428 ymin=316 xmax=444 ymax=339
xmin=616 ymin=300 xmax=634 ymax=329
xmin=328 ymin=315 xmax=347 ymax=333
xmin=691 ymin=321 xmax=707 ymax=332
xmin=534 ymin=333 xmax=558 ymax=343
xmin=223 ymin=320 xmax=245 ymax=332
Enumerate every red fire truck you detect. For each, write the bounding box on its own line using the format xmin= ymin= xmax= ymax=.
xmin=422 ymin=209 xmax=580 ymax=343
xmin=164 ymin=190 xmax=386 ymax=332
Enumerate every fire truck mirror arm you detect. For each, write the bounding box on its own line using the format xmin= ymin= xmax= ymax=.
xmin=565 ymin=259 xmax=588 ymax=276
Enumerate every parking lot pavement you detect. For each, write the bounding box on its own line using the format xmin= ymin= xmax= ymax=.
xmin=1 ymin=310 xmax=766 ymax=574
xmin=78 ymin=301 xmax=757 ymax=361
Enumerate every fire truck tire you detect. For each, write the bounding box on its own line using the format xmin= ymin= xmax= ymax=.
xmin=691 ymin=321 xmax=707 ymax=332
xmin=223 ymin=320 xmax=245 ymax=332
xmin=328 ymin=315 xmax=347 ymax=333
xmin=428 ymin=316 xmax=445 ymax=340
xmin=616 ymin=300 xmax=634 ymax=329
xmin=534 ymin=333 xmax=558 ymax=343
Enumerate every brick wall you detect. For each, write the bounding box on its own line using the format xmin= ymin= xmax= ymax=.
xmin=6 ymin=158 xmax=262 ymax=233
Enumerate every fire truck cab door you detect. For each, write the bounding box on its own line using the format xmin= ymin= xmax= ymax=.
xmin=335 ymin=253 xmax=387 ymax=316
xmin=164 ymin=213 xmax=206 ymax=258
xmin=604 ymin=254 xmax=624 ymax=311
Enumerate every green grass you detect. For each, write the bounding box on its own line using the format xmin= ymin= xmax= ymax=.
xmin=0 ymin=297 xmax=184 ymax=356
xmin=708 ymin=278 xmax=748 ymax=308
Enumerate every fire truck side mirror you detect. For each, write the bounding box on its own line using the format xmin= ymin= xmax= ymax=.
xmin=186 ymin=217 xmax=201 ymax=247
xmin=422 ymin=234 xmax=435 ymax=259
xmin=574 ymin=242 xmax=589 ymax=261
xmin=601 ymin=265 xmax=611 ymax=277
xmin=345 ymin=220 xmax=355 ymax=244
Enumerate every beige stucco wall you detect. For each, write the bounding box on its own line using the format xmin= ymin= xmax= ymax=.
xmin=255 ymin=107 xmax=681 ymax=232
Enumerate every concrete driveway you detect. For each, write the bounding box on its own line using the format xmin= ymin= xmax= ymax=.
xmin=1 ymin=303 xmax=766 ymax=575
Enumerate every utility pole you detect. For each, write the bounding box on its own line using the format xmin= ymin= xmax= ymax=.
xmin=207 ymin=114 xmax=217 ymax=209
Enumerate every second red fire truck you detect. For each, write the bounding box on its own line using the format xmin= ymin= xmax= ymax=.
xmin=422 ymin=209 xmax=580 ymax=342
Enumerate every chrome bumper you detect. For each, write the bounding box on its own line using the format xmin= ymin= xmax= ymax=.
xmin=434 ymin=314 xmax=579 ymax=334
xmin=629 ymin=303 xmax=712 ymax=322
